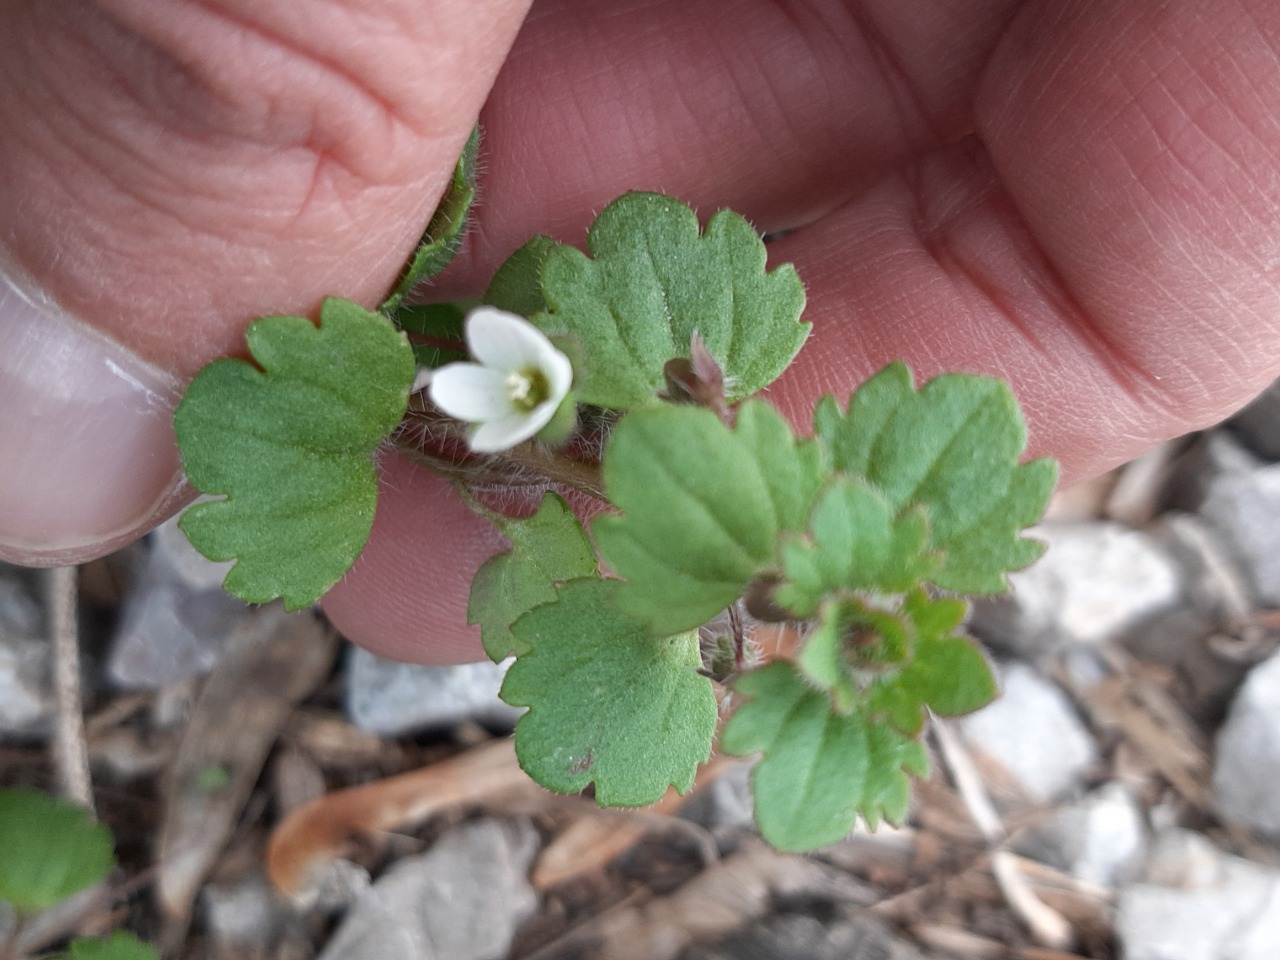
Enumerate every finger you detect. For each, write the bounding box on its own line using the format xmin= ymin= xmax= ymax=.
xmin=321 ymin=454 xmax=507 ymax=665
xmin=440 ymin=0 xmax=1024 ymax=292
xmin=767 ymin=0 xmax=1280 ymax=483
xmin=0 ymin=0 xmax=532 ymax=564
xmin=330 ymin=0 xmax=1280 ymax=662
xmin=321 ymin=457 xmax=610 ymax=665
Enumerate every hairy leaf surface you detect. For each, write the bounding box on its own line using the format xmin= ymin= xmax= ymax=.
xmin=864 ymin=591 xmax=998 ymax=735
xmin=175 ymin=299 xmax=414 ymax=608
xmin=469 ymin=492 xmax=599 ymax=662
xmin=813 ymin=363 xmax=1057 ymax=593
xmin=381 ymin=126 xmax=479 ymax=313
xmin=534 ymin=192 xmax=807 ymax=409
xmin=0 ymin=788 xmax=114 ymax=914
xmin=501 ymin=579 xmax=717 ymax=806
xmin=795 ymin=598 xmax=912 ymax=713
xmin=594 ymin=400 xmax=822 ymax=635
xmin=485 ymin=235 xmax=557 ymax=318
xmin=776 ymin=477 xmax=938 ymax=618
xmin=721 ymin=663 xmax=929 ymax=851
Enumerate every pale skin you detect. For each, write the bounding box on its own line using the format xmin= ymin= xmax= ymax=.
xmin=1 ymin=0 xmax=1278 ymax=663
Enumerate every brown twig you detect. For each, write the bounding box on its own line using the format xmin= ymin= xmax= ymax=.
xmin=932 ymin=719 xmax=1075 ymax=951
xmin=48 ymin=566 xmax=92 ymax=813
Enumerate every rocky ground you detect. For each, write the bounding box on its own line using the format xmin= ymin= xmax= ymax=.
xmin=3 ymin=379 xmax=1280 ymax=960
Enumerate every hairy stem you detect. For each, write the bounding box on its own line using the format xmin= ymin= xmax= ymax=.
xmin=392 ymin=405 xmax=605 ymax=499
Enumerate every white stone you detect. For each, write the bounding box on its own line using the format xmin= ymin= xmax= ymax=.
xmin=958 ymin=662 xmax=1098 ymax=801
xmin=678 ymin=760 xmax=755 ymax=833
xmin=0 ymin=635 xmax=52 ymax=738
xmin=1141 ymin=829 xmax=1227 ymax=889
xmin=1228 ymin=378 xmax=1280 ymax=460
xmin=0 ymin=572 xmax=43 ymax=637
xmin=968 ymin=521 xmax=1183 ymax=659
xmin=201 ymin=874 xmax=283 ymax=948
xmin=345 ymin=646 xmax=523 ymax=736
xmin=1118 ymin=829 xmax=1280 ymax=960
xmin=317 ymin=819 xmax=539 ymax=960
xmin=1014 ymin=783 xmax=1146 ymax=887
xmin=151 ymin=513 xmax=235 ymax=592
xmin=1213 ymin=648 xmax=1280 ymax=837
xmin=107 ymin=517 xmax=249 ymax=689
xmin=1199 ymin=461 xmax=1280 ymax=606
xmin=107 ymin=553 xmax=248 ymax=689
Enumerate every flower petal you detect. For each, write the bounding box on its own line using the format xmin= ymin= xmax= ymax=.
xmin=469 ymin=412 xmax=544 ymax=453
xmin=541 ymin=344 xmax=574 ymax=400
xmin=465 ymin=306 xmax=564 ymax=374
xmin=410 ymin=367 xmax=433 ymax=395
xmin=428 ymin=363 xmax=516 ymax=421
xmin=525 ymin=396 xmax=565 ymax=435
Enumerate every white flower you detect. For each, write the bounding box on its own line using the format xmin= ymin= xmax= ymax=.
xmin=423 ymin=307 xmax=573 ymax=453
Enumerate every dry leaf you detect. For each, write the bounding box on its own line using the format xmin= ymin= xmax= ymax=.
xmin=157 ymin=606 xmax=337 ymax=922
xmin=266 ymin=738 xmax=532 ymax=901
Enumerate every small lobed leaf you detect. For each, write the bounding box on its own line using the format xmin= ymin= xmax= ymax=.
xmin=533 ymin=192 xmax=808 ymax=409
xmin=175 ymin=298 xmax=414 ymax=609
xmin=394 ymin=301 xmax=469 ymax=368
xmin=381 ymin=126 xmax=479 ymax=314
xmin=0 ymin=788 xmax=115 ymax=914
xmin=501 ymin=579 xmax=718 ymax=806
xmin=394 ymin=301 xmax=468 ymax=339
xmin=468 ymin=492 xmax=599 ymax=662
xmin=795 ymin=598 xmax=912 ymax=713
xmin=864 ymin=590 xmax=998 ymax=736
xmin=775 ymin=477 xmax=939 ymax=619
xmin=813 ymin=363 xmax=1057 ymax=594
xmin=60 ymin=932 xmax=159 ymax=960
xmin=593 ymin=400 xmax=823 ymax=635
xmin=721 ymin=663 xmax=930 ymax=851
xmin=485 ymin=235 xmax=557 ymax=318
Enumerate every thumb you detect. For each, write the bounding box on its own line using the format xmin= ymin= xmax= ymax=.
xmin=0 ymin=0 xmax=531 ymax=564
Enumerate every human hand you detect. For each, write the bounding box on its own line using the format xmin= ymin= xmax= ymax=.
xmin=3 ymin=1 xmax=1279 ymax=665
xmin=0 ymin=0 xmax=530 ymax=580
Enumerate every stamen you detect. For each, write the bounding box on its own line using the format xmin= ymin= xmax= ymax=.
xmin=508 ymin=368 xmax=550 ymax=412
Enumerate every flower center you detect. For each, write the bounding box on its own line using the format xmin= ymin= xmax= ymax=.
xmin=507 ymin=367 xmax=551 ymax=412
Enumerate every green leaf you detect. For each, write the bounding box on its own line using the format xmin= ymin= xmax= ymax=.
xmin=485 ymin=235 xmax=557 ymax=317
xmin=792 ymin=590 xmax=997 ymax=735
xmin=468 ymin=492 xmax=599 ymax=662
xmin=394 ymin=301 xmax=468 ymax=339
xmin=813 ymin=363 xmax=1057 ymax=593
xmin=501 ymin=579 xmax=718 ymax=806
xmin=721 ymin=663 xmax=929 ymax=851
xmin=394 ymin=301 xmax=470 ymax=368
xmin=593 ymin=400 xmax=823 ymax=635
xmin=775 ymin=477 xmax=939 ymax=619
xmin=175 ymin=298 xmax=414 ymax=608
xmin=0 ymin=788 xmax=114 ymax=914
xmin=864 ymin=590 xmax=997 ymax=735
xmin=534 ymin=192 xmax=808 ymax=409
xmin=60 ymin=932 xmax=159 ymax=960
xmin=381 ymin=126 xmax=479 ymax=314
xmin=795 ymin=597 xmax=912 ymax=713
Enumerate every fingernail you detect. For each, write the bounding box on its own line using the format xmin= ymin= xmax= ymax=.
xmin=0 ymin=264 xmax=187 ymax=565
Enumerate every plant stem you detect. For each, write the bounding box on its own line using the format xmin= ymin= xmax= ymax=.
xmin=450 ymin=481 xmax=510 ymax=529
xmin=48 ymin=566 xmax=93 ymax=813
xmin=392 ymin=406 xmax=605 ymax=499
xmin=502 ymin=441 xmax=605 ymax=499
xmin=728 ymin=604 xmax=747 ymax=673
